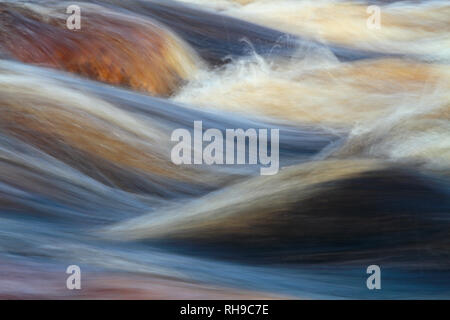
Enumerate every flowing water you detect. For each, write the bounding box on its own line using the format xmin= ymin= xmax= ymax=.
xmin=0 ymin=0 xmax=449 ymax=299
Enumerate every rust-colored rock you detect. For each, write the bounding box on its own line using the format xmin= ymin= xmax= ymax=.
xmin=0 ymin=3 xmax=199 ymax=96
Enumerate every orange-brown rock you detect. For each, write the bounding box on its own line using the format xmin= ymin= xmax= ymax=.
xmin=0 ymin=3 xmax=199 ymax=96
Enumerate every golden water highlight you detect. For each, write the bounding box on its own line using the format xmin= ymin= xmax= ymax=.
xmin=178 ymin=0 xmax=450 ymax=61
